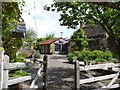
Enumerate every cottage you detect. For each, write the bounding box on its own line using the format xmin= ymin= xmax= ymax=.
xmin=83 ymin=25 xmax=109 ymax=50
xmin=39 ymin=38 xmax=69 ymax=54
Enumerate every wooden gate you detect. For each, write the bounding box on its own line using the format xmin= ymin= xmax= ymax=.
xmin=74 ymin=60 xmax=120 ymax=90
xmin=0 ymin=50 xmax=48 ymax=89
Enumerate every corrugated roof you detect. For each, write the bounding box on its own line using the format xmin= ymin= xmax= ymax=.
xmin=39 ymin=38 xmax=61 ymax=45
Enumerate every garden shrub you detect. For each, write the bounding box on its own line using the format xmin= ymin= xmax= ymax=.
xmin=73 ymin=51 xmax=82 ymax=60
xmin=67 ymin=50 xmax=113 ymax=63
xmin=67 ymin=53 xmax=75 ymax=62
xmin=95 ymin=58 xmax=106 ymax=63
xmin=101 ymin=51 xmax=112 ymax=61
xmin=93 ymin=50 xmax=103 ymax=59
xmin=74 ymin=51 xmax=81 ymax=56
xmin=77 ymin=52 xmax=83 ymax=61
xmin=15 ymin=54 xmax=25 ymax=62
xmin=81 ymin=50 xmax=89 ymax=61
xmin=81 ymin=50 xmax=93 ymax=62
xmin=9 ymin=69 xmax=28 ymax=78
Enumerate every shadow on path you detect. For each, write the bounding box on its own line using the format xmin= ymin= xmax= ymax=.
xmin=47 ymin=67 xmax=74 ymax=89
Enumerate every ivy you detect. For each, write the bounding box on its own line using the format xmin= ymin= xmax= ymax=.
xmin=2 ymin=1 xmax=25 ymax=61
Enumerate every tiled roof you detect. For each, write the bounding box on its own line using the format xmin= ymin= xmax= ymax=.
xmin=39 ymin=38 xmax=61 ymax=45
xmin=83 ymin=25 xmax=106 ymax=38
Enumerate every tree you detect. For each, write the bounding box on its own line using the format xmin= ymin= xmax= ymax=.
xmin=70 ymin=28 xmax=88 ymax=51
xmin=2 ymin=1 xmax=25 ymax=60
xmin=44 ymin=2 xmax=120 ymax=58
xmin=24 ymin=28 xmax=37 ymax=47
xmin=93 ymin=2 xmax=120 ymax=10
xmin=44 ymin=33 xmax=55 ymax=40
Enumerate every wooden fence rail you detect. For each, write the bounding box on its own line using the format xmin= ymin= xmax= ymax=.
xmin=74 ymin=60 xmax=120 ymax=90
xmin=0 ymin=50 xmax=48 ymax=89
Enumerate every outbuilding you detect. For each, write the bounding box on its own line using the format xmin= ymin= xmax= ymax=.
xmin=39 ymin=38 xmax=69 ymax=54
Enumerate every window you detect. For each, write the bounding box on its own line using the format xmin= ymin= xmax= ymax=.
xmin=55 ymin=44 xmax=60 ymax=51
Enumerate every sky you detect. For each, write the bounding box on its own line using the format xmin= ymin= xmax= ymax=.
xmin=21 ymin=0 xmax=76 ymax=38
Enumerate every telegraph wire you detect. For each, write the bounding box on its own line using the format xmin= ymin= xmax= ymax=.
xmin=34 ymin=0 xmax=38 ymax=33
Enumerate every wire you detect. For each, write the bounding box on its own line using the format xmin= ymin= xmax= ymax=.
xmin=34 ymin=0 xmax=37 ymax=33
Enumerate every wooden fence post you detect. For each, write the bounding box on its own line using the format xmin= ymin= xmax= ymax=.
xmin=43 ymin=55 xmax=48 ymax=90
xmin=0 ymin=50 xmax=4 ymax=89
xmin=74 ymin=60 xmax=80 ymax=90
xmin=3 ymin=54 xmax=9 ymax=88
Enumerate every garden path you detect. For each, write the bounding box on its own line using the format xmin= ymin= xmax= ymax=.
xmin=36 ymin=54 xmax=99 ymax=90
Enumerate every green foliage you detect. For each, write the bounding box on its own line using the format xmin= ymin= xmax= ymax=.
xmin=10 ymin=54 xmax=25 ymax=63
xmin=81 ymin=50 xmax=94 ymax=62
xmin=101 ymin=51 xmax=113 ymax=61
xmin=67 ymin=50 xmax=113 ymax=63
xmin=95 ymin=58 xmax=106 ymax=63
xmin=3 ymin=38 xmax=23 ymax=61
xmin=73 ymin=51 xmax=82 ymax=60
xmin=67 ymin=53 xmax=74 ymax=62
xmin=9 ymin=69 xmax=28 ymax=78
xmin=92 ymin=50 xmax=104 ymax=59
xmin=34 ymin=51 xmax=40 ymax=58
xmin=2 ymin=2 xmax=25 ymax=61
xmin=74 ymin=51 xmax=81 ymax=56
xmin=93 ymin=50 xmax=112 ymax=61
xmin=70 ymin=29 xmax=88 ymax=51
xmin=16 ymin=54 xmax=25 ymax=62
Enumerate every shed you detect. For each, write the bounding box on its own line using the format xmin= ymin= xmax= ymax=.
xmin=39 ymin=38 xmax=69 ymax=54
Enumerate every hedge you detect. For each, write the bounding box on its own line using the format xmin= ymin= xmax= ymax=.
xmin=67 ymin=50 xmax=113 ymax=63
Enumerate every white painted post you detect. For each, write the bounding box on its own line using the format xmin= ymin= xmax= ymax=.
xmin=0 ymin=50 xmax=4 ymax=89
xmin=3 ymin=54 xmax=9 ymax=88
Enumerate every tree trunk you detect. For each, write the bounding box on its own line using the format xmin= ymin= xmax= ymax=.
xmin=108 ymin=37 xmax=120 ymax=59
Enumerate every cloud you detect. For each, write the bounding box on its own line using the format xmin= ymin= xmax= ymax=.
xmin=21 ymin=0 xmax=76 ymax=38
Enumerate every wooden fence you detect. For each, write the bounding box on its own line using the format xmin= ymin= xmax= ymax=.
xmin=74 ymin=60 xmax=120 ymax=90
xmin=0 ymin=50 xmax=48 ymax=89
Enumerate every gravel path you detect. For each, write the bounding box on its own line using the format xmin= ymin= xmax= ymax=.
xmin=47 ymin=55 xmax=74 ymax=89
xmin=36 ymin=55 xmax=100 ymax=90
